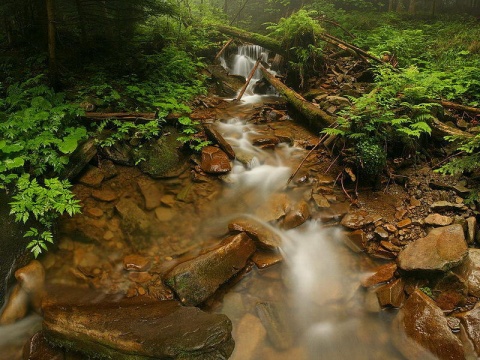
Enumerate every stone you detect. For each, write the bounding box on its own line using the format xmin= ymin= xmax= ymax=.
xmin=234 ymin=149 xmax=257 ymax=168
xmin=43 ymin=298 xmax=234 ymax=360
xmin=256 ymin=302 xmax=293 ymax=350
xmin=164 ymin=233 xmax=255 ymax=306
xmin=15 ymin=260 xmax=45 ymax=311
xmin=155 ymin=207 xmax=174 ymax=222
xmin=397 ymin=218 xmax=412 ymax=228
xmin=115 ymin=198 xmax=150 ymax=234
xmin=229 ymin=218 xmax=282 ymax=249
xmin=160 ymin=194 xmax=176 ymax=207
xmin=255 ymin=193 xmax=290 ymax=222
xmin=86 ymin=207 xmax=103 ymax=219
xmin=431 ymin=201 xmax=464 ymax=212
xmin=230 ymin=313 xmax=266 ymax=360
xmin=397 ymin=224 xmax=468 ymax=272
xmin=467 ymin=217 xmax=477 ymax=244
xmin=424 ymin=213 xmax=453 ymax=227
xmin=340 ymin=211 xmax=381 ymax=230
xmin=123 ymin=255 xmax=151 ymax=272
xmin=0 ymin=284 xmax=29 ymax=325
xmin=410 ymin=196 xmax=421 ymax=207
xmin=282 ymin=200 xmax=310 ymax=229
xmin=317 ymin=174 xmax=335 ymax=185
xmin=312 ymin=193 xmax=330 ymax=209
xmin=376 ymin=278 xmax=405 ymax=308
xmin=343 ymin=230 xmax=366 ymax=253
xmin=203 ymin=124 xmax=236 ymax=159
xmin=380 ymin=240 xmax=401 ymax=253
xmin=458 ymin=307 xmax=480 ymax=357
xmin=137 ymin=180 xmax=162 ymax=210
xmin=273 ymin=129 xmax=293 ymax=144
xmin=455 ymin=249 xmax=480 ymax=297
xmin=374 ymin=226 xmax=389 ymax=239
xmin=395 ymin=209 xmax=408 ymax=220
xmin=78 ymin=167 xmax=104 ymax=188
xmin=361 ymin=263 xmax=397 ymax=288
xmin=100 ymin=141 xmax=134 ymax=166
xmin=23 ymin=331 xmax=65 ymax=360
xmin=99 ymin=159 xmax=118 ymax=179
xmin=384 ymin=223 xmax=397 ymax=233
xmin=252 ymin=250 xmax=283 ymax=269
xmin=392 ymin=289 xmax=465 ymax=360
xmin=250 ymin=135 xmax=280 ymax=147
xmin=200 ymin=146 xmax=232 ymax=174
xmin=91 ymin=188 xmax=118 ymax=202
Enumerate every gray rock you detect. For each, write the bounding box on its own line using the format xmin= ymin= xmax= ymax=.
xmin=164 ymin=233 xmax=255 ymax=306
xmin=392 ymin=289 xmax=465 ymax=360
xmin=43 ymin=298 xmax=234 ymax=360
xmin=397 ymin=224 xmax=468 ymax=272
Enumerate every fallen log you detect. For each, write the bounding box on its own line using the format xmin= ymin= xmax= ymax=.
xmin=84 ymin=112 xmax=157 ymax=121
xmin=235 ymin=57 xmax=261 ymax=102
xmin=60 ymin=138 xmax=98 ymax=181
xmin=438 ymin=100 xmax=480 ymax=115
xmin=320 ymin=33 xmax=386 ymax=65
xmin=259 ymin=66 xmax=336 ymax=131
xmin=214 ymin=38 xmax=234 ymax=62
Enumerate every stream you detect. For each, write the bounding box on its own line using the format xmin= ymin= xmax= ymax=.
xmin=0 ymin=46 xmax=406 ymax=359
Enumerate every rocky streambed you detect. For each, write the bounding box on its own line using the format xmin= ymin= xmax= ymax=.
xmin=2 ymin=94 xmax=480 ymax=360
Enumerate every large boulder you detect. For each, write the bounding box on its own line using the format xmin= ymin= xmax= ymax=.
xmin=458 ymin=307 xmax=480 ymax=358
xmin=392 ymin=289 xmax=465 ymax=360
xmin=43 ymin=298 xmax=235 ymax=360
xmin=200 ymin=146 xmax=232 ymax=174
xmin=454 ymin=248 xmax=480 ymax=297
xmin=397 ymin=224 xmax=468 ymax=272
xmin=164 ymin=233 xmax=255 ymax=306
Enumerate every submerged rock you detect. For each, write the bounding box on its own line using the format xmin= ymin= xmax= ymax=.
xmin=115 ymin=198 xmax=150 ymax=234
xmin=43 ymin=298 xmax=234 ymax=360
xmin=392 ymin=289 xmax=465 ymax=360
xmin=397 ymin=224 xmax=468 ymax=272
xmin=164 ymin=233 xmax=255 ymax=306
xmin=256 ymin=302 xmax=294 ymax=350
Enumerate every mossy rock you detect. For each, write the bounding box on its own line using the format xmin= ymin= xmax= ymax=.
xmin=135 ymin=126 xmax=189 ymax=178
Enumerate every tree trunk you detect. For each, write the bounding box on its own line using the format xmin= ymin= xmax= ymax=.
xmin=408 ymin=0 xmax=417 ymax=14
xmin=389 ymin=0 xmax=395 ymax=11
xmin=259 ymin=66 xmax=335 ymax=132
xmin=396 ymin=0 xmax=404 ymax=12
xmin=46 ymin=0 xmax=58 ymax=88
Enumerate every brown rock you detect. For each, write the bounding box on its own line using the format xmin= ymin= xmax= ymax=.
xmin=200 ymin=146 xmax=231 ymax=174
xmin=340 ymin=211 xmax=381 ymax=230
xmin=137 ymin=180 xmax=162 ymax=210
xmin=466 ymin=216 xmax=477 ymax=245
xmin=431 ymin=201 xmax=464 ymax=212
xmin=252 ymin=250 xmax=283 ymax=269
xmin=255 ymin=193 xmax=290 ymax=222
xmin=395 ymin=209 xmax=408 ymax=220
xmin=154 ymin=207 xmax=174 ymax=222
xmin=23 ymin=331 xmax=65 ymax=360
xmin=374 ymin=226 xmax=389 ymax=239
xmin=392 ymin=289 xmax=465 ymax=360
xmin=123 ymin=254 xmax=151 ymax=272
xmin=384 ymin=223 xmax=397 ymax=233
xmin=312 ymin=193 xmax=330 ymax=209
xmin=164 ymin=233 xmax=256 ymax=306
xmin=115 ymin=198 xmax=150 ymax=234
xmin=343 ymin=230 xmax=366 ymax=253
xmin=376 ymin=278 xmax=405 ymax=308
xmin=229 ymin=218 xmax=281 ymax=249
xmin=424 ymin=213 xmax=453 ymax=227
xmin=361 ymin=263 xmax=397 ymax=288
xmin=231 ymin=313 xmax=266 ymax=360
xmin=0 ymin=284 xmax=28 ymax=325
xmin=250 ymin=135 xmax=280 ymax=147
xmin=91 ymin=189 xmax=118 ymax=202
xmin=78 ymin=167 xmax=104 ymax=188
xmin=86 ymin=207 xmax=103 ymax=219
xmin=458 ymin=307 xmax=480 ymax=357
xmin=397 ymin=218 xmax=412 ymax=228
xmin=397 ymin=224 xmax=468 ymax=272
xmin=455 ymin=249 xmax=480 ymax=297
xmin=160 ymin=194 xmax=176 ymax=207
xmin=282 ymin=200 xmax=310 ymax=229
xmin=203 ymin=124 xmax=236 ymax=159
xmin=15 ymin=260 xmax=45 ymax=312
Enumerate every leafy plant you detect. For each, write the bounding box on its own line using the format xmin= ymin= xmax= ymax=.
xmin=176 ymin=116 xmax=210 ymax=151
xmin=96 ymin=119 xmax=164 ymax=148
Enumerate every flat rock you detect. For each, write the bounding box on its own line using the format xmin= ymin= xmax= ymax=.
xmin=43 ymin=298 xmax=234 ymax=360
xmin=123 ymin=254 xmax=151 ymax=272
xmin=155 ymin=207 xmax=174 ymax=222
xmin=392 ymin=289 xmax=465 ymax=360
xmin=256 ymin=302 xmax=293 ymax=350
xmin=164 ymin=233 xmax=255 ymax=306
xmin=78 ymin=167 xmax=104 ymax=188
xmin=137 ymin=180 xmax=162 ymax=210
xmin=361 ymin=263 xmax=397 ymax=288
xmin=312 ymin=193 xmax=330 ymax=209
xmin=282 ymin=200 xmax=310 ymax=229
xmin=250 ymin=135 xmax=279 ymax=147
xmin=397 ymin=224 xmax=468 ymax=272
xmin=201 ymin=146 xmax=231 ymax=174
xmin=431 ymin=201 xmax=464 ymax=212
xmin=340 ymin=211 xmax=381 ymax=230
xmin=115 ymin=198 xmax=150 ymax=234
xmin=230 ymin=313 xmax=266 ymax=360
xmin=424 ymin=213 xmax=453 ymax=226
xmin=255 ymin=193 xmax=290 ymax=222
xmin=229 ymin=218 xmax=282 ymax=249
xmin=252 ymin=250 xmax=283 ymax=269
xmin=91 ymin=189 xmax=118 ymax=202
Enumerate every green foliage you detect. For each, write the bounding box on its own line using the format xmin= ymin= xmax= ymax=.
xmin=96 ymin=119 xmax=164 ymax=148
xmin=355 ymin=139 xmax=386 ymax=177
xmin=176 ymin=116 xmax=211 ymax=152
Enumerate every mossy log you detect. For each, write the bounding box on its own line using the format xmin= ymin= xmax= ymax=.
xmin=259 ymin=66 xmax=336 ymax=132
xmin=214 ymin=25 xmax=286 ymax=57
xmin=84 ymin=112 xmax=157 ymax=121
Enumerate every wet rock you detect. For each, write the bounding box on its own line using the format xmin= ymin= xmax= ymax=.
xmin=410 ymin=196 xmax=421 ymax=207
xmin=458 ymin=307 xmax=480 ymax=357
xmin=343 ymin=230 xmax=366 ymax=253
xmin=15 ymin=260 xmax=45 ymax=312
xmin=431 ymin=201 xmax=464 ymax=212
xmin=123 ymin=255 xmax=151 ymax=272
xmin=203 ymin=124 xmax=236 ymax=159
xmin=86 ymin=207 xmax=103 ymax=219
xmin=230 ymin=313 xmax=266 ymax=360
xmin=160 ymin=194 xmax=176 ymax=207
xmin=340 ymin=211 xmax=381 ymax=230
xmin=424 ymin=213 xmax=453 ymax=226
xmin=455 ymin=249 xmax=480 ymax=297
xmin=137 ymin=180 xmax=162 ymax=210
xmin=99 ymin=159 xmax=118 ymax=180
xmin=91 ymin=188 xmax=117 ymax=202
xmin=273 ymin=129 xmax=293 ymax=144
xmin=43 ymin=298 xmax=234 ymax=360
xmin=115 ymin=198 xmax=150 ymax=234
xmin=466 ymin=217 xmax=477 ymax=245
xmin=164 ymin=233 xmax=255 ymax=306
xmin=256 ymin=302 xmax=293 ymax=350
xmin=252 ymin=250 xmax=283 ymax=269
xmin=395 ymin=209 xmax=408 ymax=220
xmin=250 ymin=135 xmax=280 ymax=147
xmin=312 ymin=193 xmax=330 ymax=209
xmin=0 ymin=284 xmax=28 ymax=325
xmin=376 ymin=278 xmax=405 ymax=308
xmin=384 ymin=223 xmax=397 ymax=233
xmin=361 ymin=263 xmax=397 ymax=288
xmin=23 ymin=331 xmax=65 ymax=360
xmin=229 ymin=218 xmax=281 ymax=249
xmin=99 ymin=141 xmax=135 ymax=166
xmin=71 ymin=217 xmax=105 ymax=243
xmin=255 ymin=193 xmax=290 ymax=222
xmin=397 ymin=224 xmax=468 ymax=272
xmin=234 ymin=149 xmax=257 ymax=168
xmin=282 ymin=200 xmax=310 ymax=229
xmin=78 ymin=167 xmax=104 ymax=188
xmin=447 ymin=317 xmax=461 ymax=333
xmin=155 ymin=207 xmax=174 ymax=222
xmin=392 ymin=289 xmax=465 ymax=360
xmin=200 ymin=146 xmax=232 ymax=174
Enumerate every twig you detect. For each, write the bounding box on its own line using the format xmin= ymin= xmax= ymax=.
xmin=214 ymin=38 xmax=234 ymax=62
